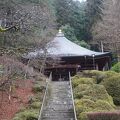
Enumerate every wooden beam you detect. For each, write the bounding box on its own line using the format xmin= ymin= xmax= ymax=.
xmin=46 ymin=64 xmax=80 ymax=69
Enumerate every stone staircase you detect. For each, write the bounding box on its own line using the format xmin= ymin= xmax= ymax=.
xmin=40 ymin=81 xmax=75 ymax=120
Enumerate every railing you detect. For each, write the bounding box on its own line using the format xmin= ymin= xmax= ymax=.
xmin=38 ymin=72 xmax=52 ymax=120
xmin=69 ymin=72 xmax=78 ymax=120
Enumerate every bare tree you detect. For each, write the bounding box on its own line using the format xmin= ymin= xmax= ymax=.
xmin=91 ymin=0 xmax=120 ymax=60
xmin=0 ymin=0 xmax=56 ymax=50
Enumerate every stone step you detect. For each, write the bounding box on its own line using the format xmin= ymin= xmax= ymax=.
xmin=43 ymin=108 xmax=74 ymax=112
xmin=40 ymin=81 xmax=75 ymax=120
xmin=41 ymin=117 xmax=75 ymax=120
xmin=42 ymin=116 xmax=75 ymax=119
xmin=42 ymin=111 xmax=74 ymax=116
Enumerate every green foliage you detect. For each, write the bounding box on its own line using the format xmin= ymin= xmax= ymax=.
xmin=74 ymin=84 xmax=113 ymax=105
xmin=78 ymin=112 xmax=89 ymax=120
xmin=80 ymin=70 xmax=106 ymax=83
xmin=104 ymin=71 xmax=119 ymax=78
xmin=72 ymin=74 xmax=81 ymax=81
xmin=74 ymin=40 xmax=90 ymax=49
xmin=32 ymin=84 xmax=45 ymax=93
xmin=13 ymin=109 xmax=38 ymax=120
xmin=13 ymin=79 xmax=45 ymax=120
xmin=0 ymin=65 xmax=3 ymax=75
xmin=73 ymin=84 xmax=90 ymax=98
xmin=86 ymin=0 xmax=104 ymax=28
xmin=61 ymin=24 xmax=77 ymax=42
xmin=80 ymin=70 xmax=119 ymax=84
xmin=0 ymin=0 xmax=56 ymax=49
xmin=94 ymin=100 xmax=114 ymax=111
xmin=61 ymin=21 xmax=91 ymax=49
xmin=83 ymin=0 xmax=104 ymax=41
xmin=75 ymin=99 xmax=95 ymax=114
xmin=30 ymin=102 xmax=41 ymax=109
xmin=55 ymin=0 xmax=90 ymax=41
xmin=72 ymin=71 xmax=114 ymax=105
xmin=101 ymin=75 xmax=120 ymax=105
xmin=82 ymin=70 xmax=105 ymax=78
xmin=72 ymin=77 xmax=95 ymax=88
xmin=111 ymin=62 xmax=120 ymax=73
xmin=72 ymin=71 xmax=117 ymax=120
xmin=75 ymin=99 xmax=114 ymax=120
xmin=28 ymin=94 xmax=42 ymax=104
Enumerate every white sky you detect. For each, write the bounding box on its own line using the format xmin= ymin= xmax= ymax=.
xmin=74 ymin=0 xmax=86 ymax=2
xmin=79 ymin=0 xmax=86 ymax=2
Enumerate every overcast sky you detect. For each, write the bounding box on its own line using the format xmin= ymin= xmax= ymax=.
xmin=79 ymin=0 xmax=86 ymax=2
xmin=75 ymin=0 xmax=86 ymax=2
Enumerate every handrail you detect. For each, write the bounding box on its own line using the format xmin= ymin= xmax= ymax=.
xmin=38 ymin=72 xmax=52 ymax=120
xmin=69 ymin=72 xmax=77 ymax=120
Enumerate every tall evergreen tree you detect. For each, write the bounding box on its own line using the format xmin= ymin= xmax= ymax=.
xmin=54 ymin=0 xmax=90 ymax=41
xmin=86 ymin=0 xmax=104 ymax=29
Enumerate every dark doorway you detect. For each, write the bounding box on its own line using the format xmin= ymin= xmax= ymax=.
xmin=51 ymin=68 xmax=77 ymax=81
xmin=52 ymin=71 xmax=69 ymax=81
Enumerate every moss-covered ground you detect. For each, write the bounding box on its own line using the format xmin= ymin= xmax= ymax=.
xmin=72 ymin=70 xmax=120 ymax=120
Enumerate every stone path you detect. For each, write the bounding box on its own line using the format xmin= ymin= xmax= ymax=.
xmin=41 ymin=81 xmax=75 ymax=120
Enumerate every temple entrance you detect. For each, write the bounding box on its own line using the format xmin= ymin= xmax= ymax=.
xmin=52 ymin=72 xmax=69 ymax=81
xmin=45 ymin=68 xmax=77 ymax=81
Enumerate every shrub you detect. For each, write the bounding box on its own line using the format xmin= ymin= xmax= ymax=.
xmin=82 ymin=70 xmax=106 ymax=84
xmin=82 ymin=70 xmax=104 ymax=77
xmin=13 ymin=109 xmax=39 ymax=120
xmin=73 ymin=84 xmax=91 ymax=99
xmin=0 ymin=64 xmax=3 ymax=76
xmin=72 ymin=77 xmax=95 ymax=88
xmin=87 ymin=112 xmax=120 ymax=120
xmin=75 ymin=99 xmax=95 ymax=114
xmin=111 ymin=62 xmax=120 ymax=73
xmin=13 ymin=80 xmax=45 ymax=120
xmin=75 ymin=99 xmax=115 ymax=120
xmin=74 ymin=84 xmax=114 ymax=105
xmin=104 ymin=71 xmax=119 ymax=78
xmin=17 ymin=107 xmax=26 ymax=113
xmin=32 ymin=85 xmax=45 ymax=93
xmin=29 ymin=102 xmax=41 ymax=109
xmin=101 ymin=75 xmax=120 ymax=105
xmin=74 ymin=70 xmax=119 ymax=85
xmin=94 ymin=100 xmax=115 ymax=111
xmin=78 ymin=112 xmax=89 ymax=120
xmin=72 ymin=74 xmax=81 ymax=80
xmin=72 ymin=71 xmax=117 ymax=120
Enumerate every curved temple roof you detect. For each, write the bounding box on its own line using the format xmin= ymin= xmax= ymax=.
xmin=25 ymin=30 xmax=110 ymax=58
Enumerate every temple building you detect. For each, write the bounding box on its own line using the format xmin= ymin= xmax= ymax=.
xmin=24 ymin=30 xmax=112 ymax=80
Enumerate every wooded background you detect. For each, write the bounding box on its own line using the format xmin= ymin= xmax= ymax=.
xmin=0 ymin=0 xmax=120 ymax=58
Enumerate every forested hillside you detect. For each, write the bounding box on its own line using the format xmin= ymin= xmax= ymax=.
xmin=0 ymin=0 xmax=96 ymax=52
xmin=1 ymin=0 xmax=120 ymax=54
xmin=0 ymin=0 xmax=56 ymax=56
xmin=1 ymin=0 xmax=120 ymax=120
xmin=0 ymin=0 xmax=109 ymax=52
xmin=92 ymin=0 xmax=120 ymax=55
xmin=0 ymin=1 xmax=56 ymax=119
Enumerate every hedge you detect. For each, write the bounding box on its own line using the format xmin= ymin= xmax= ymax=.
xmin=111 ymin=62 xmax=120 ymax=73
xmin=75 ymin=99 xmax=115 ymax=120
xmin=73 ymin=84 xmax=114 ymax=105
xmin=72 ymin=71 xmax=116 ymax=120
xmin=101 ymin=75 xmax=120 ymax=105
xmin=87 ymin=112 xmax=120 ymax=120
xmin=72 ymin=77 xmax=95 ymax=88
xmin=81 ymin=70 xmax=106 ymax=84
xmin=13 ymin=109 xmax=39 ymax=120
xmin=76 ymin=70 xmax=119 ymax=84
